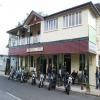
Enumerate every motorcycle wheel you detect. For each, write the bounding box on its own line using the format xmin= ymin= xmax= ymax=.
xmin=66 ymin=87 xmax=70 ymax=95
xmin=39 ymin=83 xmax=41 ymax=88
xmin=31 ymin=81 xmax=33 ymax=85
xmin=48 ymin=84 xmax=51 ymax=90
xmin=20 ymin=77 xmax=23 ymax=83
xmin=8 ymin=76 xmax=10 ymax=80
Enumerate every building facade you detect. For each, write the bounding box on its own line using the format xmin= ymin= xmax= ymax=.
xmin=0 ymin=55 xmax=8 ymax=71
xmin=7 ymin=2 xmax=100 ymax=86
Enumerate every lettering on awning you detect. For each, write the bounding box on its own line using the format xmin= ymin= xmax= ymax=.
xmin=26 ymin=47 xmax=43 ymax=52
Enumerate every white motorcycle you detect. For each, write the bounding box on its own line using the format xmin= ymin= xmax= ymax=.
xmin=31 ymin=72 xmax=36 ymax=85
xmin=64 ymin=75 xmax=72 ymax=95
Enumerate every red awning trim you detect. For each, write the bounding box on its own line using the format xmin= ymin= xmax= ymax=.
xmin=9 ymin=39 xmax=88 ymax=56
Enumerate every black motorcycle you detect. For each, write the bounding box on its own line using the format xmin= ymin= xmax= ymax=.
xmin=31 ymin=72 xmax=36 ymax=85
xmin=20 ymin=71 xmax=29 ymax=83
xmin=48 ymin=73 xmax=56 ymax=90
xmin=15 ymin=71 xmax=22 ymax=81
xmin=39 ymin=73 xmax=44 ymax=88
xmin=64 ymin=74 xmax=72 ymax=95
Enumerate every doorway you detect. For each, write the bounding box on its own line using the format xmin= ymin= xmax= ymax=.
xmin=41 ymin=57 xmax=47 ymax=74
xmin=37 ymin=56 xmax=47 ymax=75
xmin=64 ymin=54 xmax=71 ymax=74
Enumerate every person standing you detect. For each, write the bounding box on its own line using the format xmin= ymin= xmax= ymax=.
xmin=99 ymin=67 xmax=100 ymax=89
xmin=96 ymin=67 xmax=99 ymax=89
xmin=47 ymin=64 xmax=52 ymax=82
xmin=71 ymin=70 xmax=77 ymax=84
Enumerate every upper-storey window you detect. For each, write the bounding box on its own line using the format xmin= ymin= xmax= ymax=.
xmin=63 ymin=11 xmax=82 ymax=28
xmin=44 ymin=18 xmax=58 ymax=31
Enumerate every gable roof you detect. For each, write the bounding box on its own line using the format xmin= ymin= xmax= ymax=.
xmin=23 ymin=10 xmax=44 ymax=25
xmin=7 ymin=2 xmax=100 ymax=35
xmin=7 ymin=11 xmax=44 ymax=35
xmin=95 ymin=3 xmax=100 ymax=12
xmin=44 ymin=2 xmax=100 ymax=19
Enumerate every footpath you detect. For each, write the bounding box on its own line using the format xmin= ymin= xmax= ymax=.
xmin=35 ymin=79 xmax=100 ymax=96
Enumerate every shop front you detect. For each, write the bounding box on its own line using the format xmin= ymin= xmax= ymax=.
xmin=9 ymin=37 xmax=89 ymax=81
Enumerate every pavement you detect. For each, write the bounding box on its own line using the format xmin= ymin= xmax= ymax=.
xmin=35 ymin=79 xmax=100 ymax=96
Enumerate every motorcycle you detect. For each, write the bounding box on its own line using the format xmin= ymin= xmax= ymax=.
xmin=38 ymin=73 xmax=44 ymax=88
xmin=31 ymin=72 xmax=36 ymax=85
xmin=15 ymin=70 xmax=22 ymax=81
xmin=48 ymin=73 xmax=56 ymax=90
xmin=8 ymin=69 xmax=16 ymax=80
xmin=20 ymin=71 xmax=29 ymax=83
xmin=64 ymin=74 xmax=72 ymax=95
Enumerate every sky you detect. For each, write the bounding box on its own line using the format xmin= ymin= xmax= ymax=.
xmin=0 ymin=0 xmax=100 ymax=55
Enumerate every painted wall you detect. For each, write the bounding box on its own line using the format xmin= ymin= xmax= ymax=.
xmin=88 ymin=9 xmax=97 ymax=53
xmin=96 ymin=17 xmax=100 ymax=66
xmin=88 ymin=10 xmax=96 ymax=29
xmin=89 ymin=54 xmax=96 ymax=86
xmin=41 ymin=9 xmax=89 ymax=43
xmin=71 ymin=54 xmax=79 ymax=73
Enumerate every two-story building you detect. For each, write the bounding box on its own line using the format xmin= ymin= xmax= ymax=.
xmin=7 ymin=2 xmax=100 ymax=86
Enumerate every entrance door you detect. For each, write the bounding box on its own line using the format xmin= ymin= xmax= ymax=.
xmin=38 ymin=56 xmax=47 ymax=75
xmin=42 ymin=58 xmax=47 ymax=74
xmin=64 ymin=54 xmax=71 ymax=74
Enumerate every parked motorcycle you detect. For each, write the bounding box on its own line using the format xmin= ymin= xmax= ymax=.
xmin=38 ymin=73 xmax=44 ymax=88
xmin=64 ymin=73 xmax=72 ymax=95
xmin=14 ymin=70 xmax=22 ymax=81
xmin=8 ymin=69 xmax=16 ymax=80
xmin=20 ymin=71 xmax=29 ymax=83
xmin=48 ymin=73 xmax=56 ymax=90
xmin=31 ymin=71 xmax=36 ymax=85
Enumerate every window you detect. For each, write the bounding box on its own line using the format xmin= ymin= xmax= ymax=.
xmin=44 ymin=18 xmax=58 ymax=31
xmin=72 ymin=13 xmax=75 ymax=26
xmin=54 ymin=19 xmax=58 ymax=29
xmin=63 ymin=15 xmax=69 ymax=27
xmin=63 ymin=11 xmax=82 ymax=28
xmin=69 ymin=14 xmax=72 ymax=27
xmin=79 ymin=11 xmax=81 ymax=25
xmin=63 ymin=16 xmax=66 ymax=27
xmin=79 ymin=54 xmax=85 ymax=71
xmin=76 ymin=12 xmax=78 ymax=25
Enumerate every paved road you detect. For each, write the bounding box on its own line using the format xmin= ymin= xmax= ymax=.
xmin=0 ymin=75 xmax=100 ymax=100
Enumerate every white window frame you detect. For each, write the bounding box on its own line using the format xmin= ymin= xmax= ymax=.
xmin=78 ymin=11 xmax=82 ymax=25
xmin=44 ymin=18 xmax=58 ymax=32
xmin=63 ymin=11 xmax=82 ymax=29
